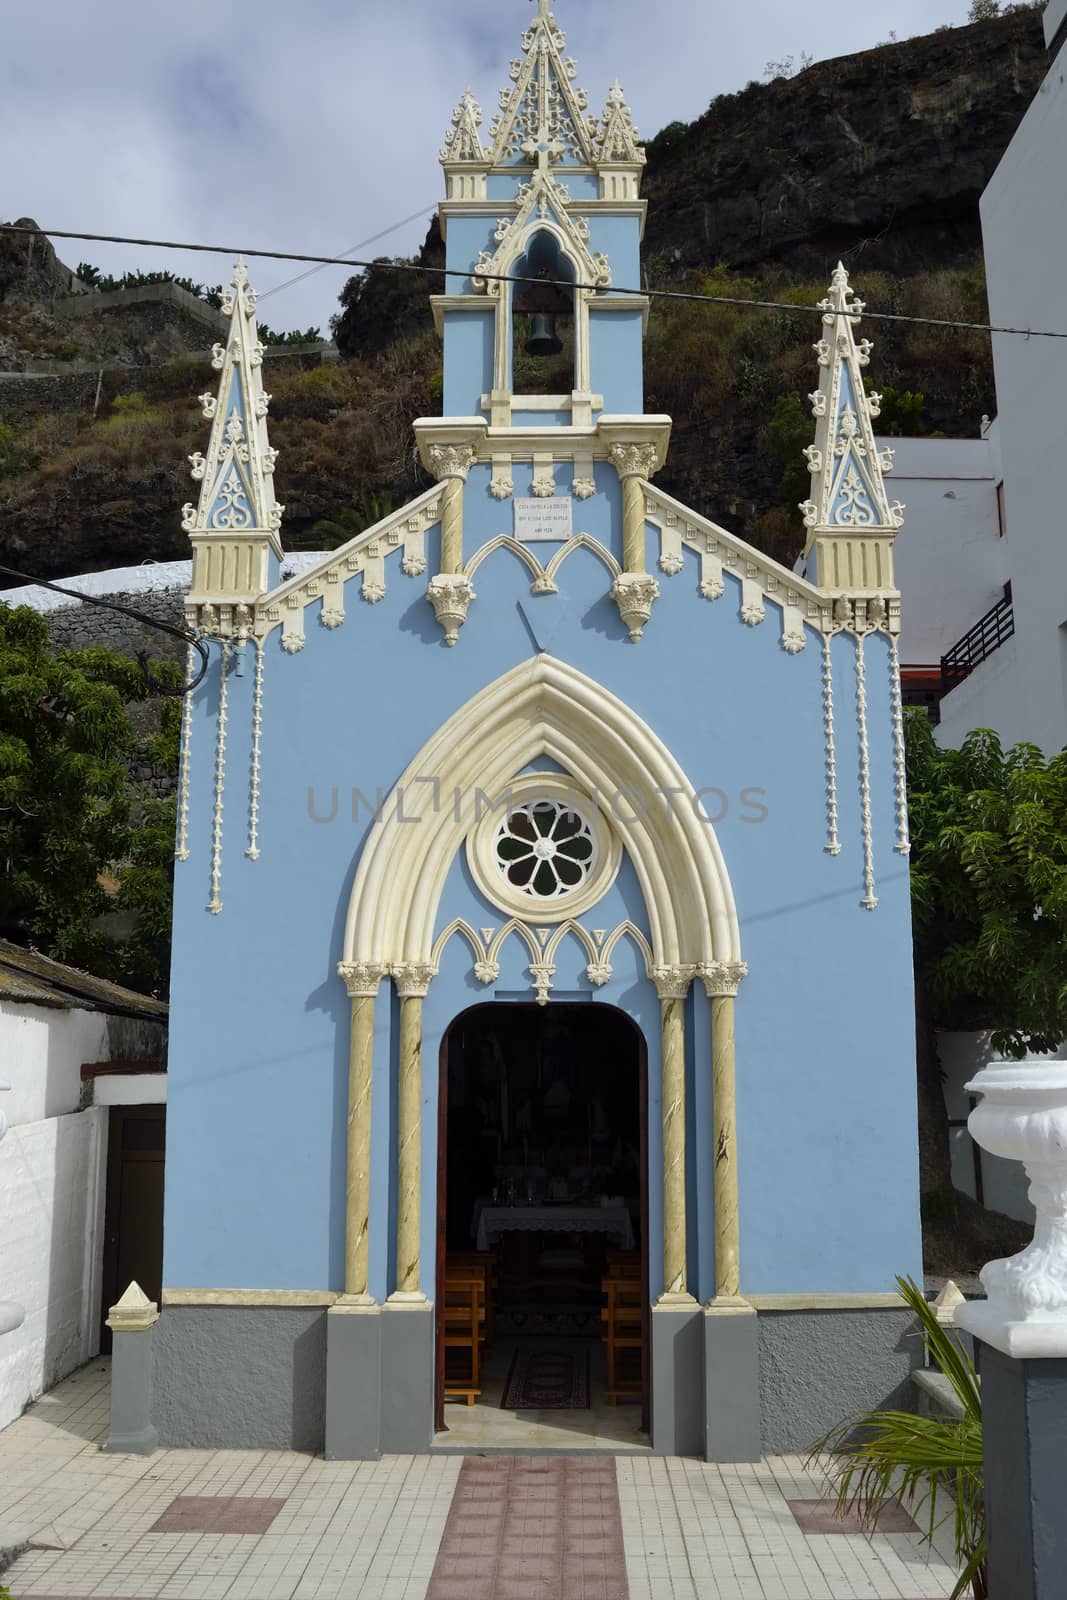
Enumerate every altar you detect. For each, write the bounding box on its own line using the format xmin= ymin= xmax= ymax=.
xmin=473 ymin=1203 xmax=634 ymax=1253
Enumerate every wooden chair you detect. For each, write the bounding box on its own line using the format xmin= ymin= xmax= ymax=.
xmin=443 ymin=1273 xmax=483 ymax=1405
xmin=600 ymin=1277 xmax=642 ymax=1405
xmin=446 ymin=1251 xmax=496 ymax=1347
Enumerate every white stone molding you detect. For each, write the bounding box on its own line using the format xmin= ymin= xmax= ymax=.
xmin=430 ymin=916 xmax=655 ymax=1004
xmin=207 ymin=642 xmax=230 ymax=915
xmin=854 ymin=632 xmax=878 ymax=911
xmin=441 ymin=88 xmax=486 ymax=164
xmin=472 ymin=182 xmax=607 ymax=399
xmin=487 ymin=4 xmax=598 ymax=168
xmin=343 ymin=656 xmax=742 ymax=972
xmin=185 ymin=260 xmax=284 ymax=621
xmin=957 ymin=1063 xmax=1067 ymax=1358
xmin=821 ymin=634 xmax=841 ymax=856
xmin=174 ymin=641 xmax=197 ymax=863
xmin=609 ymin=441 xmax=658 ymax=482
xmin=106 ymin=1280 xmax=159 ymax=1333
xmin=465 ymin=771 xmax=622 ymax=921
xmin=699 ymin=961 xmax=749 ymax=998
xmin=887 ymin=634 xmax=911 ymax=856
xmin=337 ymin=961 xmax=386 ymax=999
xmin=245 ymin=639 xmax=264 ymax=861
xmin=643 ymin=481 xmax=833 ymax=650
xmin=427 ymin=443 xmax=477 ymax=484
xmin=490 ymin=457 xmax=515 ymax=500
xmin=594 ymin=81 xmax=646 ymax=171
xmin=464 ymin=532 xmax=619 ymax=598
xmin=532 ymin=455 xmax=557 ymax=498
xmin=248 ymin=484 xmax=442 ymax=646
xmin=392 ymin=963 xmax=435 ymax=999
xmin=799 ymin=263 xmax=904 ymax=599
xmin=611 ymin=572 xmax=660 ymax=643
xmin=427 ymin=572 xmax=476 ymax=647
xmin=652 ymin=965 xmax=696 ymax=1001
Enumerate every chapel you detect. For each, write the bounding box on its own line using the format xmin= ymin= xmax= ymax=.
xmin=109 ymin=1 xmax=923 ymax=1461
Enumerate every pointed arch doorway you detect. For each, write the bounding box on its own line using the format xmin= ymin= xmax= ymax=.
xmin=435 ymin=1001 xmax=650 ymax=1444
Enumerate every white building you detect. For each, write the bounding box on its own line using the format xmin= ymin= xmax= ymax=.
xmin=932 ymin=0 xmax=1067 ymax=752
xmin=0 ymin=940 xmax=166 ymax=1430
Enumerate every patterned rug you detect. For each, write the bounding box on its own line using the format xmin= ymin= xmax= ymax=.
xmin=499 ymin=1344 xmax=591 ymax=1410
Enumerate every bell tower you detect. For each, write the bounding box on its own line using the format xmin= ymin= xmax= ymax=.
xmin=415 ymin=0 xmax=672 ymax=644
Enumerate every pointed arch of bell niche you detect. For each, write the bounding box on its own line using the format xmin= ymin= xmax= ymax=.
xmin=342 ymin=655 xmax=741 ymax=972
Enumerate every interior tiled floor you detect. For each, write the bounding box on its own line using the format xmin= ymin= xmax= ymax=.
xmin=0 ymin=1360 xmax=962 ymax=1599
xmin=436 ymin=1337 xmax=650 ymax=1452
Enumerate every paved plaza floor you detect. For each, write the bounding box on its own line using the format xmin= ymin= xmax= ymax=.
xmin=0 ymin=1361 xmax=962 ymax=1600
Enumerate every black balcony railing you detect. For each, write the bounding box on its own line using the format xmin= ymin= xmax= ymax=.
xmin=941 ymin=588 xmax=1015 ymax=694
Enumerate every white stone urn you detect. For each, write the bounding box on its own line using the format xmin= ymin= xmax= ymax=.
xmin=0 ymin=1078 xmax=26 ymax=1335
xmin=956 ymin=1061 xmax=1067 ymax=1357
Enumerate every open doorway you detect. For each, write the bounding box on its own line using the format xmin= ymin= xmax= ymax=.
xmin=435 ymin=1002 xmax=649 ymax=1449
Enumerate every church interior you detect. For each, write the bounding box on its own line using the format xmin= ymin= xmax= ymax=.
xmin=438 ymin=1003 xmax=649 ymax=1439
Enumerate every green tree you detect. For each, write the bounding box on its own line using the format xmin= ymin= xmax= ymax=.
xmin=313 ymin=491 xmax=396 ymax=549
xmin=969 ymin=0 xmax=1000 ymax=18
xmin=906 ymin=715 xmax=1067 ymax=1195
xmin=767 ymin=391 xmax=812 ymax=524
xmin=0 ymin=605 xmax=179 ymax=990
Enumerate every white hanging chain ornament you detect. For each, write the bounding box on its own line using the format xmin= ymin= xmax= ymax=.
xmin=174 ymin=641 xmax=197 ymax=862
xmin=822 ymin=632 xmax=841 ymax=855
xmin=887 ymin=634 xmax=911 ymax=856
xmin=246 ymin=640 xmax=264 ymax=861
xmin=207 ymin=641 xmax=230 ymax=914
xmin=854 ymin=632 xmax=878 ymax=910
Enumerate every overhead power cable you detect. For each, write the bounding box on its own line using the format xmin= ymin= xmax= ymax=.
xmin=2 ymin=222 xmax=1065 ymax=342
xmin=256 ymin=203 xmax=438 ymax=303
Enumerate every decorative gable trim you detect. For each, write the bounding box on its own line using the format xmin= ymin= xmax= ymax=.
xmin=183 ymin=260 xmax=283 ymax=608
xmin=488 ymin=5 xmax=598 ymax=167
xmin=800 ymin=264 xmax=904 ymax=594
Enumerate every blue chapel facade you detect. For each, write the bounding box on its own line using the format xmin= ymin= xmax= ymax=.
xmin=146 ymin=2 xmax=923 ymax=1459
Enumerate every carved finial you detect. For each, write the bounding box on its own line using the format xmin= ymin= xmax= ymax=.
xmin=106 ymin=1280 xmax=159 ymax=1332
xmin=441 ymin=88 xmax=485 ymax=163
xmin=932 ymin=1280 xmax=967 ymax=1325
xmin=798 ymin=266 xmax=902 ymax=555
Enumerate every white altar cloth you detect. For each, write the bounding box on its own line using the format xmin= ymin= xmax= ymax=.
xmin=473 ymin=1204 xmax=634 ymax=1252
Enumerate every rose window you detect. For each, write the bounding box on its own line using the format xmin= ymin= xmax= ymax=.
xmin=493 ymin=801 xmax=596 ymax=900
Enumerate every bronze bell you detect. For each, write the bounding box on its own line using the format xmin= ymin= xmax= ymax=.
xmin=524 ymin=312 xmax=563 ymax=358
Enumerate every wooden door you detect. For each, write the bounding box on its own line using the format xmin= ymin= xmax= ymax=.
xmin=434 ymin=1026 xmax=450 ymax=1431
xmin=99 ymin=1106 xmax=166 ymax=1352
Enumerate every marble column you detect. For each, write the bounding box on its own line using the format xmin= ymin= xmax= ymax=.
xmin=391 ymin=965 xmax=434 ymax=1301
xmin=654 ymin=967 xmax=695 ymax=1303
xmin=701 ymin=963 xmax=747 ymax=1299
xmin=338 ymin=963 xmax=384 ymax=1301
xmin=426 ymin=445 xmax=477 ymax=646
xmin=608 ymin=444 xmax=661 ymax=643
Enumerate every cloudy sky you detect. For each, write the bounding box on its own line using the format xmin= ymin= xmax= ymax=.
xmin=3 ymin=0 xmax=970 ymax=334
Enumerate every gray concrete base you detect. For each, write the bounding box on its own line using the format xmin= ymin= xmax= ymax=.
xmin=380 ymin=1298 xmax=435 ymax=1453
xmin=103 ymin=1327 xmax=158 ymax=1455
xmin=651 ymin=1300 xmax=704 ymax=1456
xmin=980 ymin=1339 xmax=1067 ymax=1600
xmin=704 ymin=1300 xmax=760 ymax=1462
xmin=325 ymin=1302 xmax=382 ymax=1460
xmin=152 ymin=1306 xmax=326 ymax=1450
xmin=758 ymin=1308 xmax=920 ymax=1454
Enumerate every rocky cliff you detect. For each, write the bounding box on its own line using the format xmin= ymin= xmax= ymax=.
xmin=0 ymin=7 xmax=1050 ymax=583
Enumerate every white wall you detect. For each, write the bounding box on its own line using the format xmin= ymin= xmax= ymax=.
xmin=0 ymin=1106 xmax=107 ymax=1430
xmin=954 ymin=46 xmax=1067 ymax=755
xmin=0 ymin=1002 xmax=115 ymax=1429
xmin=887 ymin=431 xmax=1006 ymax=667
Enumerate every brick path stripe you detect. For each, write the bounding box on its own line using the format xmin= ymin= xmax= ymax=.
xmin=426 ymin=1454 xmax=628 ymax=1600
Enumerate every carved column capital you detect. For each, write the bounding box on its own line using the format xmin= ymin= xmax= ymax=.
xmin=427 ymin=573 xmax=476 ymax=647
xmin=393 ymin=963 xmax=435 ymax=999
xmin=611 ymin=572 xmax=661 ymax=643
xmin=652 ymin=964 xmax=695 ymax=1001
xmin=700 ymin=960 xmax=749 ymax=998
xmin=427 ymin=444 xmax=476 ymax=483
xmin=610 ymin=442 xmax=659 ymax=481
xmin=338 ymin=961 xmax=386 ymax=998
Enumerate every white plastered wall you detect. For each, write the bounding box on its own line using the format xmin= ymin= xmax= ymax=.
xmin=0 ymin=1002 xmax=113 ymax=1429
